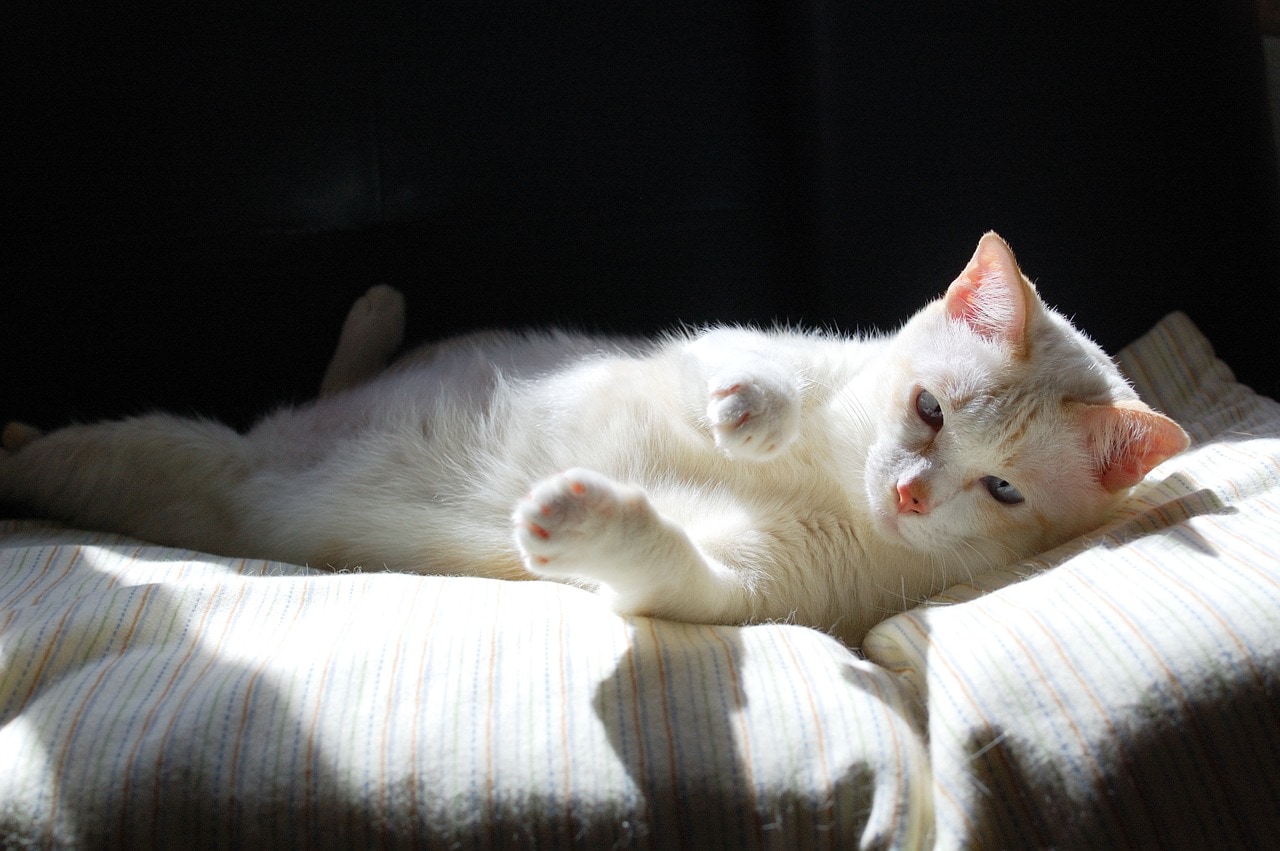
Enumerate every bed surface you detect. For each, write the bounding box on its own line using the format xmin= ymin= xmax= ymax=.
xmin=2 ymin=312 xmax=1278 ymax=848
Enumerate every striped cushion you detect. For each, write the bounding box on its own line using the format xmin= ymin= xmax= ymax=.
xmin=865 ymin=311 xmax=1280 ymax=847
xmin=2 ymin=311 xmax=1277 ymax=847
xmin=0 ymin=528 xmax=929 ymax=848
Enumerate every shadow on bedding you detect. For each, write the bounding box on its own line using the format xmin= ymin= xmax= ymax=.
xmin=1098 ymin=484 xmax=1235 ymax=556
xmin=957 ymin=669 xmax=1280 ymax=848
xmin=589 ymin=618 xmax=761 ymax=848
xmin=591 ymin=617 xmax=907 ymax=849
xmin=0 ymin=543 xmax=417 ymax=849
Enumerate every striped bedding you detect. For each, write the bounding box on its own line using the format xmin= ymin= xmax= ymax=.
xmin=2 ymin=311 xmax=1277 ymax=848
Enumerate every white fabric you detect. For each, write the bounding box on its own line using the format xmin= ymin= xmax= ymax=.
xmin=2 ymin=312 xmax=1278 ymax=848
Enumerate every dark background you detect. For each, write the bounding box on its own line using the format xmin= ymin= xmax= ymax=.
xmin=5 ymin=1 xmax=1278 ymax=430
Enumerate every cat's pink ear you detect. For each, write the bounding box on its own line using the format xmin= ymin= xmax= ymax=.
xmin=1079 ymin=401 xmax=1191 ymax=492
xmin=944 ymin=232 xmax=1035 ymax=352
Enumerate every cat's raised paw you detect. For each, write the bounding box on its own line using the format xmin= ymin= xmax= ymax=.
xmin=707 ymin=376 xmax=801 ymax=461
xmin=514 ymin=468 xmax=646 ymax=576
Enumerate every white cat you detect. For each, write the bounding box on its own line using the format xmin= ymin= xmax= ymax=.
xmin=0 ymin=233 xmax=1188 ymax=645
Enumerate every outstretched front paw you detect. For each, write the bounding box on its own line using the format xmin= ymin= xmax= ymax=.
xmin=514 ymin=468 xmax=648 ymax=578
xmin=707 ymin=375 xmax=800 ymax=461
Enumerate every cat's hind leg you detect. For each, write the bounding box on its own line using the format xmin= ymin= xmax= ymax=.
xmin=0 ymin=415 xmax=254 ymax=554
xmin=514 ymin=468 xmax=756 ymax=625
xmin=319 ymin=284 xmax=406 ymax=397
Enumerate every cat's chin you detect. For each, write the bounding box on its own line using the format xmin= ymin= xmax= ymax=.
xmin=871 ymin=509 xmax=941 ymax=555
xmin=871 ymin=508 xmax=912 ymax=546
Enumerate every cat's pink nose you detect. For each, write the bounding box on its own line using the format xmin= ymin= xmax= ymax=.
xmin=896 ymin=480 xmax=930 ymax=515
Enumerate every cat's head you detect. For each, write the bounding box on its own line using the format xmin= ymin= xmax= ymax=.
xmin=862 ymin=232 xmax=1189 ymax=571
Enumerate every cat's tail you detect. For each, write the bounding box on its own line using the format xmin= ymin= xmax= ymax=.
xmin=0 ymin=414 xmax=256 ymax=554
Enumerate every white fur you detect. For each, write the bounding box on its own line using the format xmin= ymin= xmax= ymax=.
xmin=0 ymin=235 xmax=1186 ymax=645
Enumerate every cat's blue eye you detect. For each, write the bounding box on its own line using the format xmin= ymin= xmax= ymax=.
xmin=915 ymin=388 xmax=943 ymax=431
xmin=982 ymin=476 xmax=1024 ymax=505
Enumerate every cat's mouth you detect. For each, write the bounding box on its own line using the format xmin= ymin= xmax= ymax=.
xmin=873 ymin=503 xmax=909 ymax=542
